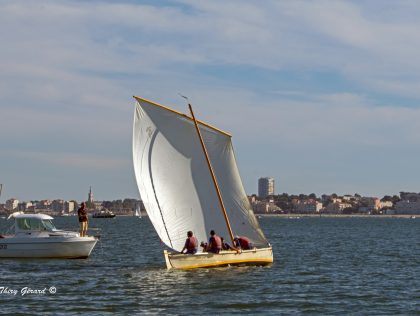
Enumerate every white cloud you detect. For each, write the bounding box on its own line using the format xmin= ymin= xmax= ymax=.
xmin=3 ymin=0 xmax=420 ymax=94
xmin=1 ymin=0 xmax=420 ymax=198
xmin=4 ymin=150 xmax=128 ymax=170
xmin=183 ymin=87 xmax=420 ymax=148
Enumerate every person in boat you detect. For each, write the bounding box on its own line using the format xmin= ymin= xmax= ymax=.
xmin=200 ymin=241 xmax=208 ymax=252
xmin=181 ymin=231 xmax=198 ymax=254
xmin=221 ymin=237 xmax=235 ymax=251
xmin=233 ymin=236 xmax=253 ymax=250
xmin=207 ymin=230 xmax=222 ymax=254
xmin=78 ymin=202 xmax=88 ymax=237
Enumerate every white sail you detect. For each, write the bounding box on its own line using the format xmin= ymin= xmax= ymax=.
xmin=132 ymin=97 xmax=269 ymax=252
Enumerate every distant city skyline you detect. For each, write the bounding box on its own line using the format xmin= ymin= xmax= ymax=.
xmin=2 ymin=185 xmax=419 ymax=204
xmin=2 ymin=1 xmax=420 ymax=201
xmin=4 ymin=191 xmax=420 ymax=216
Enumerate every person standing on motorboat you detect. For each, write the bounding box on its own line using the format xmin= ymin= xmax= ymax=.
xmin=181 ymin=231 xmax=198 ymax=254
xmin=78 ymin=202 xmax=88 ymax=237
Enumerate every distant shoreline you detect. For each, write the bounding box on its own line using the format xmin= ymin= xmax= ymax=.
xmin=257 ymin=213 xmax=417 ymax=218
xmin=94 ymin=213 xmax=417 ymax=219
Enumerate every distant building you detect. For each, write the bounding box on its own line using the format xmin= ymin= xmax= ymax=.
xmin=342 ymin=195 xmax=359 ymax=202
xmin=358 ymin=197 xmax=380 ymax=213
xmin=248 ymin=195 xmax=257 ymax=204
xmin=66 ymin=201 xmax=76 ymax=213
xmin=18 ymin=201 xmax=33 ymax=211
xmin=38 ymin=200 xmax=52 ymax=209
xmin=251 ymin=199 xmax=281 ymax=214
xmin=400 ymin=192 xmax=420 ymax=201
xmin=324 ymin=201 xmax=352 ymax=214
xmin=6 ymin=198 xmax=19 ymax=210
xmin=379 ymin=201 xmax=393 ymax=209
xmin=363 ymin=197 xmax=380 ymax=210
xmin=258 ymin=177 xmax=275 ymax=199
xmin=52 ymin=199 xmax=65 ymax=212
xmin=321 ymin=194 xmax=331 ymax=204
xmin=394 ymin=192 xmax=420 ymax=214
xmin=293 ymin=199 xmax=323 ymax=213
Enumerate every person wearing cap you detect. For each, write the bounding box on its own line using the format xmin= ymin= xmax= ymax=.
xmin=78 ymin=201 xmax=88 ymax=237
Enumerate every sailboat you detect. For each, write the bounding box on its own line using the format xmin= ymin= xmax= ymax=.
xmin=134 ymin=205 xmax=142 ymax=218
xmin=132 ymin=96 xmax=273 ymax=269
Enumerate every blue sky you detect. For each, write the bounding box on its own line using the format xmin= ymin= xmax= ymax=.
xmin=1 ymin=0 xmax=420 ymax=201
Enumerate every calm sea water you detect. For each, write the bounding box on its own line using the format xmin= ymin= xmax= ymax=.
xmin=0 ymin=216 xmax=418 ymax=315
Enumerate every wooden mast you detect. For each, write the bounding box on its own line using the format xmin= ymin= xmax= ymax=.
xmin=188 ymin=103 xmax=235 ymax=245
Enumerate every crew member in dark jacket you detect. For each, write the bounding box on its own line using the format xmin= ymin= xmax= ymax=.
xmin=78 ymin=202 xmax=88 ymax=237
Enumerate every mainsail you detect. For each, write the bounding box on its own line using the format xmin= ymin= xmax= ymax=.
xmin=132 ymin=97 xmax=269 ymax=252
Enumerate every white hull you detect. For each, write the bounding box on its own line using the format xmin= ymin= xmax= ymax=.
xmin=164 ymin=246 xmax=273 ymax=270
xmin=0 ymin=236 xmax=98 ymax=259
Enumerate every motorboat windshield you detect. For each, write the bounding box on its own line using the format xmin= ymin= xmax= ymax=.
xmin=16 ymin=218 xmax=57 ymax=232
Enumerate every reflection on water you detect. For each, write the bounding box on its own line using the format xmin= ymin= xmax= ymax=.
xmin=0 ymin=216 xmax=419 ymax=314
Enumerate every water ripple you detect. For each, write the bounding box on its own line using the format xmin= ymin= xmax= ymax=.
xmin=0 ymin=217 xmax=419 ymax=314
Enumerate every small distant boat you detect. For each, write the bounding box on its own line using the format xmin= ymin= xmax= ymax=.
xmin=132 ymin=96 xmax=273 ymax=269
xmin=410 ymin=215 xmax=416 ymax=219
xmin=92 ymin=210 xmax=116 ymax=218
xmin=134 ymin=207 xmax=142 ymax=218
xmin=0 ymin=212 xmax=98 ymax=258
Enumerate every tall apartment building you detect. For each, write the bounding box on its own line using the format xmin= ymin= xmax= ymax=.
xmin=258 ymin=177 xmax=275 ymax=199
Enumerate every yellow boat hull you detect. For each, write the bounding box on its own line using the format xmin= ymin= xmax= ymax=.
xmin=164 ymin=246 xmax=273 ymax=270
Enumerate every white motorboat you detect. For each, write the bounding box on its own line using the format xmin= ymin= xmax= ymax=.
xmin=0 ymin=212 xmax=98 ymax=259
